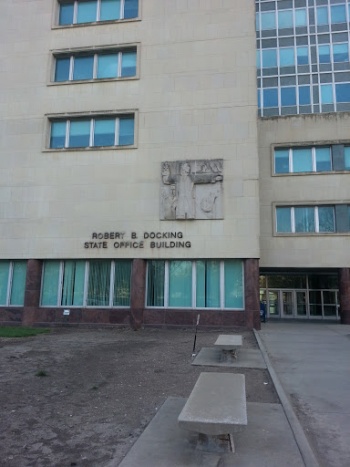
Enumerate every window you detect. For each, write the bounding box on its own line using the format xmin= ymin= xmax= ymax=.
xmin=41 ymin=260 xmax=132 ymax=307
xmin=0 ymin=261 xmax=26 ymax=306
xmin=276 ymin=205 xmax=338 ymax=234
xmin=54 ymin=48 xmax=137 ymax=82
xmin=58 ymin=0 xmax=139 ymax=25
xmin=274 ymin=146 xmax=332 ymax=174
xmin=49 ymin=114 xmax=135 ymax=149
xmin=146 ymin=260 xmax=244 ymax=309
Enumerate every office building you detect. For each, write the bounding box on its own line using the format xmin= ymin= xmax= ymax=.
xmin=0 ymin=0 xmax=349 ymax=329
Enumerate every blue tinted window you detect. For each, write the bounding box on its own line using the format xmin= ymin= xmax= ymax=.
xmin=256 ymin=51 xmax=261 ymax=69
xmin=263 ymin=88 xmax=278 ymax=107
xmin=275 ymin=149 xmax=289 ymax=174
xmin=256 ymin=13 xmax=260 ymax=31
xmin=317 ymin=7 xmax=329 ymax=26
xmin=316 ymin=147 xmax=332 ymax=172
xmin=97 ymin=54 xmax=118 ymax=79
xmin=321 ymin=85 xmax=333 ymax=104
xmin=77 ymin=1 xmax=97 ymax=23
xmin=73 ymin=56 xmax=94 ymax=80
xmin=297 ymin=46 xmax=309 ymax=65
xmin=318 ymin=45 xmax=331 ymax=63
xmin=299 ymin=86 xmax=311 ymax=105
xmin=262 ymin=49 xmax=277 ymax=68
xmin=50 ymin=122 xmax=66 ymax=148
xmin=100 ymin=0 xmax=121 ymax=21
xmin=260 ymin=12 xmax=276 ymax=30
xmin=281 ymin=87 xmax=296 ymax=106
xmin=94 ymin=119 xmax=115 ymax=146
xmin=318 ymin=207 xmax=335 ymax=233
xmin=295 ymin=9 xmax=307 ymax=27
xmin=69 ymin=120 xmax=91 ymax=147
xmin=333 ymin=43 xmax=349 ymax=63
xmin=55 ymin=57 xmax=70 ymax=82
xmin=280 ymin=48 xmax=295 ymax=67
xmin=119 ymin=117 xmax=134 ymax=145
xmin=124 ymin=0 xmax=138 ymax=19
xmin=295 ymin=207 xmax=315 ymax=233
xmin=276 ymin=207 xmax=292 ymax=233
xmin=59 ymin=3 xmax=74 ymax=25
xmin=278 ymin=10 xmax=293 ymax=29
xmin=331 ymin=5 xmax=346 ymax=24
xmin=336 ymin=83 xmax=350 ymax=102
xmin=292 ymin=148 xmax=312 ymax=172
xmin=121 ymin=51 xmax=137 ymax=77
xmin=257 ymin=89 xmax=261 ymax=109
xmin=344 ymin=146 xmax=350 ymax=169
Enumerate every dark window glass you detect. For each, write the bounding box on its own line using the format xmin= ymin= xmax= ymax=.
xmin=55 ymin=57 xmax=70 ymax=82
xmin=147 ymin=261 xmax=165 ymax=306
xmin=274 ymin=148 xmax=289 ymax=173
xmin=281 ymin=87 xmax=296 ymax=106
xmin=50 ymin=121 xmax=66 ymax=148
xmin=73 ymin=56 xmax=94 ymax=80
xmin=94 ymin=118 xmax=115 ymax=146
xmin=336 ymin=83 xmax=350 ymax=102
xmin=69 ymin=120 xmax=90 ymax=147
xmin=119 ymin=117 xmax=134 ymax=145
xmin=59 ymin=3 xmax=74 ymax=25
xmin=263 ymin=88 xmax=278 ymax=107
xmin=318 ymin=206 xmax=335 ymax=232
xmin=299 ymin=86 xmax=311 ymax=105
xmin=124 ymin=0 xmax=138 ymax=19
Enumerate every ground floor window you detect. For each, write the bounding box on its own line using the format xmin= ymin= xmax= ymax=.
xmin=41 ymin=260 xmax=131 ymax=307
xmin=0 ymin=260 xmax=26 ymax=306
xmin=259 ymin=273 xmax=339 ymax=319
xmin=147 ymin=259 xmax=244 ymax=309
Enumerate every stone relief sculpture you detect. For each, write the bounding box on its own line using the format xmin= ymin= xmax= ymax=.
xmin=160 ymin=159 xmax=223 ymax=220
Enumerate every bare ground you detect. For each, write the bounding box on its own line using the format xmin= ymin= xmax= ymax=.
xmin=0 ymin=327 xmax=279 ymax=467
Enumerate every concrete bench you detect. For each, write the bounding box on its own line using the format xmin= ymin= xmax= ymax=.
xmin=178 ymin=372 xmax=247 ymax=452
xmin=214 ymin=334 xmax=243 ymax=361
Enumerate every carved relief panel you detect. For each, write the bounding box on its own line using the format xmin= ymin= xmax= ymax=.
xmin=160 ymin=159 xmax=223 ymax=220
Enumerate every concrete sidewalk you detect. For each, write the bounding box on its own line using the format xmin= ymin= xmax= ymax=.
xmin=257 ymin=322 xmax=350 ymax=467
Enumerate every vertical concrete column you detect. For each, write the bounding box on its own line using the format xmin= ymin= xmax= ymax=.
xmin=130 ymin=259 xmax=146 ymax=329
xmin=244 ymin=258 xmax=260 ymax=330
xmin=338 ymin=268 xmax=350 ymax=324
xmin=22 ymin=259 xmax=43 ymax=326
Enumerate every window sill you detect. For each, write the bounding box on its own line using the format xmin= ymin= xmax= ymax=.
xmin=43 ymin=145 xmax=136 ymax=153
xmin=48 ymin=76 xmax=139 ymax=86
xmin=52 ymin=18 xmax=141 ymax=30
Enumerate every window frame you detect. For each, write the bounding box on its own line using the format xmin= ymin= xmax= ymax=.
xmin=145 ymin=260 xmax=245 ymax=311
xmin=54 ymin=0 xmax=140 ymax=28
xmin=274 ymin=204 xmax=346 ymax=235
xmin=273 ymin=145 xmax=335 ymax=175
xmin=40 ymin=259 xmax=132 ymax=308
xmin=0 ymin=260 xmax=27 ymax=307
xmin=50 ymin=44 xmax=139 ymax=84
xmin=44 ymin=110 xmax=137 ymax=151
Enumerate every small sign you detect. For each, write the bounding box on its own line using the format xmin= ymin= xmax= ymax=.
xmin=63 ymin=310 xmax=70 ymax=316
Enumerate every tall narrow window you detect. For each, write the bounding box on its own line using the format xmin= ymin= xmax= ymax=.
xmin=113 ymin=261 xmax=132 ymax=306
xmin=61 ymin=260 xmax=85 ymax=306
xmin=196 ymin=260 xmax=220 ymax=308
xmin=147 ymin=261 xmax=165 ymax=307
xmin=87 ymin=260 xmax=111 ymax=307
xmin=41 ymin=261 xmax=60 ymax=306
xmin=169 ymin=261 xmax=192 ymax=307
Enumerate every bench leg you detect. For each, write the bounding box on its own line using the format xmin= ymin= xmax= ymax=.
xmin=195 ymin=433 xmax=233 ymax=453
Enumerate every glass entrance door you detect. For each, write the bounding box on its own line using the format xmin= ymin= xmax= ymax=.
xmin=281 ymin=291 xmax=293 ymax=316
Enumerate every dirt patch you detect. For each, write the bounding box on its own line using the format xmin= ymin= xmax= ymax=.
xmin=0 ymin=327 xmax=279 ymax=467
